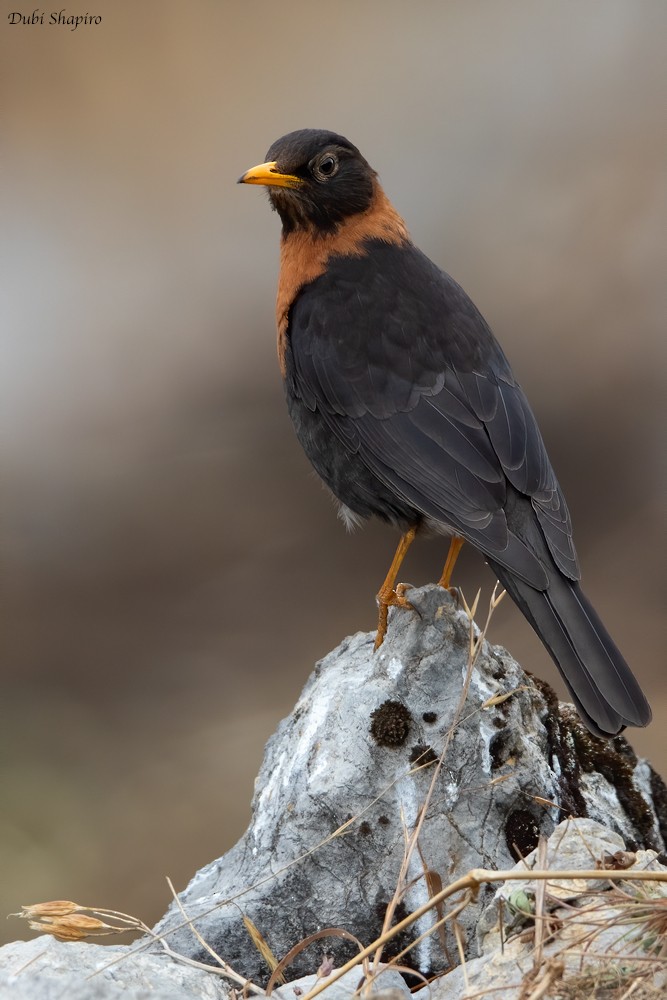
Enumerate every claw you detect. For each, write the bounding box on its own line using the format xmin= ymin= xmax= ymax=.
xmin=373 ymin=526 xmax=418 ymax=650
xmin=374 ymin=584 xmax=415 ymax=649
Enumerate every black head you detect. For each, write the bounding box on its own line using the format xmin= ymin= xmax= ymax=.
xmin=238 ymin=129 xmax=377 ymax=234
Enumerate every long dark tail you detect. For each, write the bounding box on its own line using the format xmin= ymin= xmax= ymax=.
xmin=488 ymin=561 xmax=652 ymax=736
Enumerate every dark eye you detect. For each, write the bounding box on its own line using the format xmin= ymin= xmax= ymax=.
xmin=313 ymin=153 xmax=339 ymax=181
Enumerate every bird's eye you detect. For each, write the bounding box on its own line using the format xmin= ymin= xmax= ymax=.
xmin=313 ymin=153 xmax=339 ymax=181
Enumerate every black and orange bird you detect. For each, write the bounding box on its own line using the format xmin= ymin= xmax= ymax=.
xmin=238 ymin=128 xmax=651 ymax=738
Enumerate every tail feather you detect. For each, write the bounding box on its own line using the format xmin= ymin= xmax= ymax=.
xmin=488 ymin=561 xmax=652 ymax=737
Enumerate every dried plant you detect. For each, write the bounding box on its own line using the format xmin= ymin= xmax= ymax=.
xmin=11 ymin=900 xmax=151 ymax=941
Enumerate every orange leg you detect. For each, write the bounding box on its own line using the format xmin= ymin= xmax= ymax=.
xmin=438 ymin=536 xmax=464 ymax=589
xmin=374 ymin=525 xmax=417 ymax=650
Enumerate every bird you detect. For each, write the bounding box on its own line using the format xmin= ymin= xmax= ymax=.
xmin=238 ymin=128 xmax=651 ymax=738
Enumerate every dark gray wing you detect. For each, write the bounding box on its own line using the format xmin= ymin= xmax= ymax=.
xmin=286 ymin=240 xmax=579 ymax=586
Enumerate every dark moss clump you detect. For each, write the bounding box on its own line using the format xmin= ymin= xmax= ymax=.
xmin=377 ymin=814 xmax=390 ymax=826
xmin=571 ymin=725 xmax=657 ymax=850
xmin=422 ymin=711 xmax=437 ymax=724
xmin=372 ymin=901 xmax=415 ymax=966
xmin=409 ymin=744 xmax=439 ymax=767
xmin=520 ymin=683 xmax=660 ymax=851
xmin=649 ymin=767 xmax=667 ymax=859
xmin=530 ymin=677 xmax=588 ymax=818
xmin=370 ymin=700 xmax=412 ymax=747
xmin=489 ymin=730 xmax=518 ymax=770
xmin=359 ymin=821 xmax=372 ymax=837
xmin=505 ymin=809 xmax=541 ymax=860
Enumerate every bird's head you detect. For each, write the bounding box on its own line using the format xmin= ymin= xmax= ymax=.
xmin=238 ymin=129 xmax=377 ymax=235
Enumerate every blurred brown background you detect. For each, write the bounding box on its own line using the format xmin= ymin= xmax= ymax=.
xmin=1 ymin=0 xmax=665 ymax=945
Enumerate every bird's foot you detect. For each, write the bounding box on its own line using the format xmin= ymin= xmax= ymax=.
xmin=374 ymin=583 xmax=414 ymax=650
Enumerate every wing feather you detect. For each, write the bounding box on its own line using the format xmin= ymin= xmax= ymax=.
xmin=286 ymin=240 xmax=579 ymax=583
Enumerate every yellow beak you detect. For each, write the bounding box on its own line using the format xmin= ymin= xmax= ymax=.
xmin=237 ymin=160 xmax=303 ymax=190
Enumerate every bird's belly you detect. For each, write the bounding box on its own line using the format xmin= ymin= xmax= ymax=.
xmin=286 ymin=392 xmax=419 ymax=530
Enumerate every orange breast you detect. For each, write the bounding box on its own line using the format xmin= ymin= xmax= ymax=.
xmin=275 ymin=186 xmax=409 ymax=375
